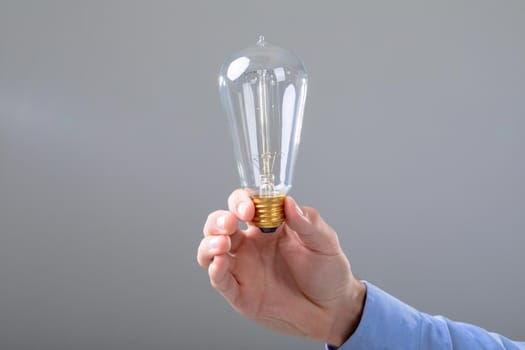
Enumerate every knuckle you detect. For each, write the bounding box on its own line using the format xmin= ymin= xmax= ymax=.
xmin=305 ymin=206 xmax=321 ymax=221
xmin=196 ymin=254 xmax=204 ymax=268
xmin=206 ymin=211 xmax=219 ymax=223
xmin=197 ymin=255 xmax=206 ymax=269
xmin=204 ymin=213 xmax=214 ymax=232
xmin=196 ymin=245 xmax=206 ymax=267
xmin=209 ymin=272 xmax=220 ymax=289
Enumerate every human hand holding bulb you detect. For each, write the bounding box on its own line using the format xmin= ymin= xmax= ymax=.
xmin=199 ymin=38 xmax=366 ymax=346
xmin=196 ymin=189 xmax=366 ymax=347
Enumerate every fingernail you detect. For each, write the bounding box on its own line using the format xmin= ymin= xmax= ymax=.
xmin=208 ymin=237 xmax=221 ymax=251
xmin=238 ymin=202 xmax=249 ymax=217
xmin=217 ymin=215 xmax=226 ymax=230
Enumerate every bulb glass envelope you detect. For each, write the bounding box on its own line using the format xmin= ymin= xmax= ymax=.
xmin=218 ymin=37 xmax=308 ymax=199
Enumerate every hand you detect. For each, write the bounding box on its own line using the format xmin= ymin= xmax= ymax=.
xmin=197 ymin=189 xmax=366 ymax=346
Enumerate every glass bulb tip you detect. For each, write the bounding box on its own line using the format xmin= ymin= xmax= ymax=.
xmin=257 ymin=35 xmax=266 ymax=46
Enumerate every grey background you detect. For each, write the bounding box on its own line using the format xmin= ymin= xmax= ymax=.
xmin=1 ymin=1 xmax=524 ymax=349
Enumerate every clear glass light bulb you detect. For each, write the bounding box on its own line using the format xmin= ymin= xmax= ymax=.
xmin=218 ymin=36 xmax=308 ymax=233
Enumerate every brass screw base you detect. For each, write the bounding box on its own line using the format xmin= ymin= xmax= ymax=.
xmin=252 ymin=194 xmax=285 ymax=233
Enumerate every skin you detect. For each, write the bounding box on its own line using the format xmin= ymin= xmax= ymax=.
xmin=197 ymin=189 xmax=366 ymax=347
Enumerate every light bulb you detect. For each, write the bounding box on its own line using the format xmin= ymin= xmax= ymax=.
xmin=218 ymin=36 xmax=308 ymax=233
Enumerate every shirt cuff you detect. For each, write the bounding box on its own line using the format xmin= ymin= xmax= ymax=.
xmin=325 ymin=281 xmax=422 ymax=350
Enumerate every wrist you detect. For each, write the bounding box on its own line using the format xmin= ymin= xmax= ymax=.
xmin=325 ymin=279 xmax=367 ymax=347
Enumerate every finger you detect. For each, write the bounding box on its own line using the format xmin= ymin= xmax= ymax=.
xmin=203 ymin=210 xmax=238 ymax=237
xmin=209 ymin=254 xmax=240 ymax=304
xmin=228 ymin=189 xmax=255 ymax=222
xmin=197 ymin=235 xmax=231 ymax=269
xmin=284 ymin=196 xmax=341 ymax=255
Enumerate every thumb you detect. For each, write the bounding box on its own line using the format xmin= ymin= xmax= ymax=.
xmin=284 ymin=197 xmax=341 ymax=254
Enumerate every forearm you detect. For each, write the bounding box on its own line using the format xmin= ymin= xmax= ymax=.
xmin=327 ymin=282 xmax=525 ymax=350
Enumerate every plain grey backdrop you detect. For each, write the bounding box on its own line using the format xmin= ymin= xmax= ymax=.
xmin=1 ymin=1 xmax=524 ymax=349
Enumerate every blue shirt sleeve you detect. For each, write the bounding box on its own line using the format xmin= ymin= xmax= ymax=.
xmin=326 ymin=281 xmax=525 ymax=350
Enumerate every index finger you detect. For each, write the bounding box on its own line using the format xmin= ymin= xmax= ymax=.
xmin=203 ymin=210 xmax=238 ymax=237
xmin=227 ymin=189 xmax=255 ymax=222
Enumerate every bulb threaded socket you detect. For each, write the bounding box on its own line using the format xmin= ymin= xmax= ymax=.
xmin=252 ymin=194 xmax=285 ymax=233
